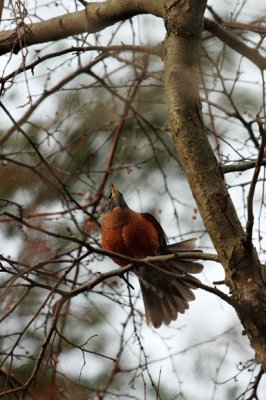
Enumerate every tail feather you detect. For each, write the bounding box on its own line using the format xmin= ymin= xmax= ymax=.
xmin=140 ymin=283 xmax=165 ymax=327
xmin=136 ymin=266 xmax=201 ymax=328
xmin=168 ymin=259 xmax=203 ymax=274
xmin=160 ymin=237 xmax=202 ymax=253
xmin=170 ymin=294 xmax=188 ymax=314
xmin=140 ymin=283 xmax=190 ymax=328
xmin=134 ymin=238 xmax=203 ymax=328
xmin=174 ymin=280 xmax=195 ymax=301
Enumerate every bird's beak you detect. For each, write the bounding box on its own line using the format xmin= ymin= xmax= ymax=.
xmin=111 ymin=184 xmax=119 ymax=198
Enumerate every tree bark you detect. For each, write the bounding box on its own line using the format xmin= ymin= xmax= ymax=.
xmin=163 ymin=0 xmax=266 ymax=370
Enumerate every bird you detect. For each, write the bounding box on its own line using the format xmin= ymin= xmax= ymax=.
xmin=101 ymin=184 xmax=203 ymax=328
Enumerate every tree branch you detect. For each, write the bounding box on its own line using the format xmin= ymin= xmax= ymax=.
xmin=246 ymin=118 xmax=266 ymax=243
xmin=0 ymin=44 xmax=160 ymax=87
xmin=1 ymin=1 xmax=265 ymax=74
xmin=163 ymin=0 xmax=266 ymax=371
xmin=0 ymin=0 xmax=165 ymax=55
xmin=222 ymin=159 xmax=266 ymax=174
xmin=204 ymin=18 xmax=266 ymax=70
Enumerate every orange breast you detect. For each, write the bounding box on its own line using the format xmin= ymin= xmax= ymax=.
xmin=101 ymin=207 xmax=160 ymax=266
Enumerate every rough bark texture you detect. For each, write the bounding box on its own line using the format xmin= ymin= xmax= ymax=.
xmin=163 ymin=0 xmax=266 ymax=370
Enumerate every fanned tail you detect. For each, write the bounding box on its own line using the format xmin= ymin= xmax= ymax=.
xmin=135 ymin=238 xmax=203 ymax=328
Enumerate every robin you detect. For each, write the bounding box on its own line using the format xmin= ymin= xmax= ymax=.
xmin=101 ymin=184 xmax=203 ymax=328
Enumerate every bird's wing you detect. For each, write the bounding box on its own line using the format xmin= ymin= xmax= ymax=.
xmin=141 ymin=212 xmax=168 ymax=247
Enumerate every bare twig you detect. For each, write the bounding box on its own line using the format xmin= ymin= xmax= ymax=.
xmin=246 ymin=368 xmax=264 ymax=400
xmin=246 ymin=118 xmax=266 ymax=244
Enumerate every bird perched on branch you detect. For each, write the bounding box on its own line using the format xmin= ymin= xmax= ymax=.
xmin=101 ymin=184 xmax=203 ymax=328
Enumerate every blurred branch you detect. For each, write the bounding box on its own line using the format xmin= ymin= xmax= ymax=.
xmin=0 ymin=296 xmax=65 ymax=398
xmin=55 ymin=329 xmax=116 ymax=362
xmin=0 ymin=44 xmax=160 ymax=89
xmin=0 ymin=53 xmax=111 ymax=145
xmin=0 ymin=103 xmax=99 ymax=227
xmin=246 ymin=117 xmax=266 ymax=244
xmin=0 ymin=0 xmax=3 ymax=24
xmin=0 ymin=257 xmax=81 ymax=398
xmin=246 ymin=367 xmax=265 ymax=400
xmin=207 ymin=5 xmax=266 ymax=34
xmin=91 ymin=57 xmax=149 ymax=211
xmin=223 ymin=21 xmax=266 ymax=35
xmin=202 ymin=47 xmax=260 ymax=149
xmin=77 ymin=0 xmax=88 ymax=6
xmin=121 ymin=324 xmax=239 ymax=369
xmin=0 ymin=367 xmax=38 ymax=400
xmin=204 ymin=18 xmax=266 ymax=70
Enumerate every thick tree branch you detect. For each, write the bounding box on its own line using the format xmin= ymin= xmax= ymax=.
xmin=163 ymin=0 xmax=266 ymax=371
xmin=0 ymin=0 xmax=164 ymax=55
xmin=164 ymin=1 xmax=244 ymax=266
xmin=1 ymin=0 xmax=265 ymax=74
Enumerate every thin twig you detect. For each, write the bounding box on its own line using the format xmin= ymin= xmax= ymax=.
xmin=246 ymin=118 xmax=266 ymax=244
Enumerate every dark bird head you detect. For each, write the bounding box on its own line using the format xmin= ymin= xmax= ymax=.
xmin=108 ymin=184 xmax=129 ymax=210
